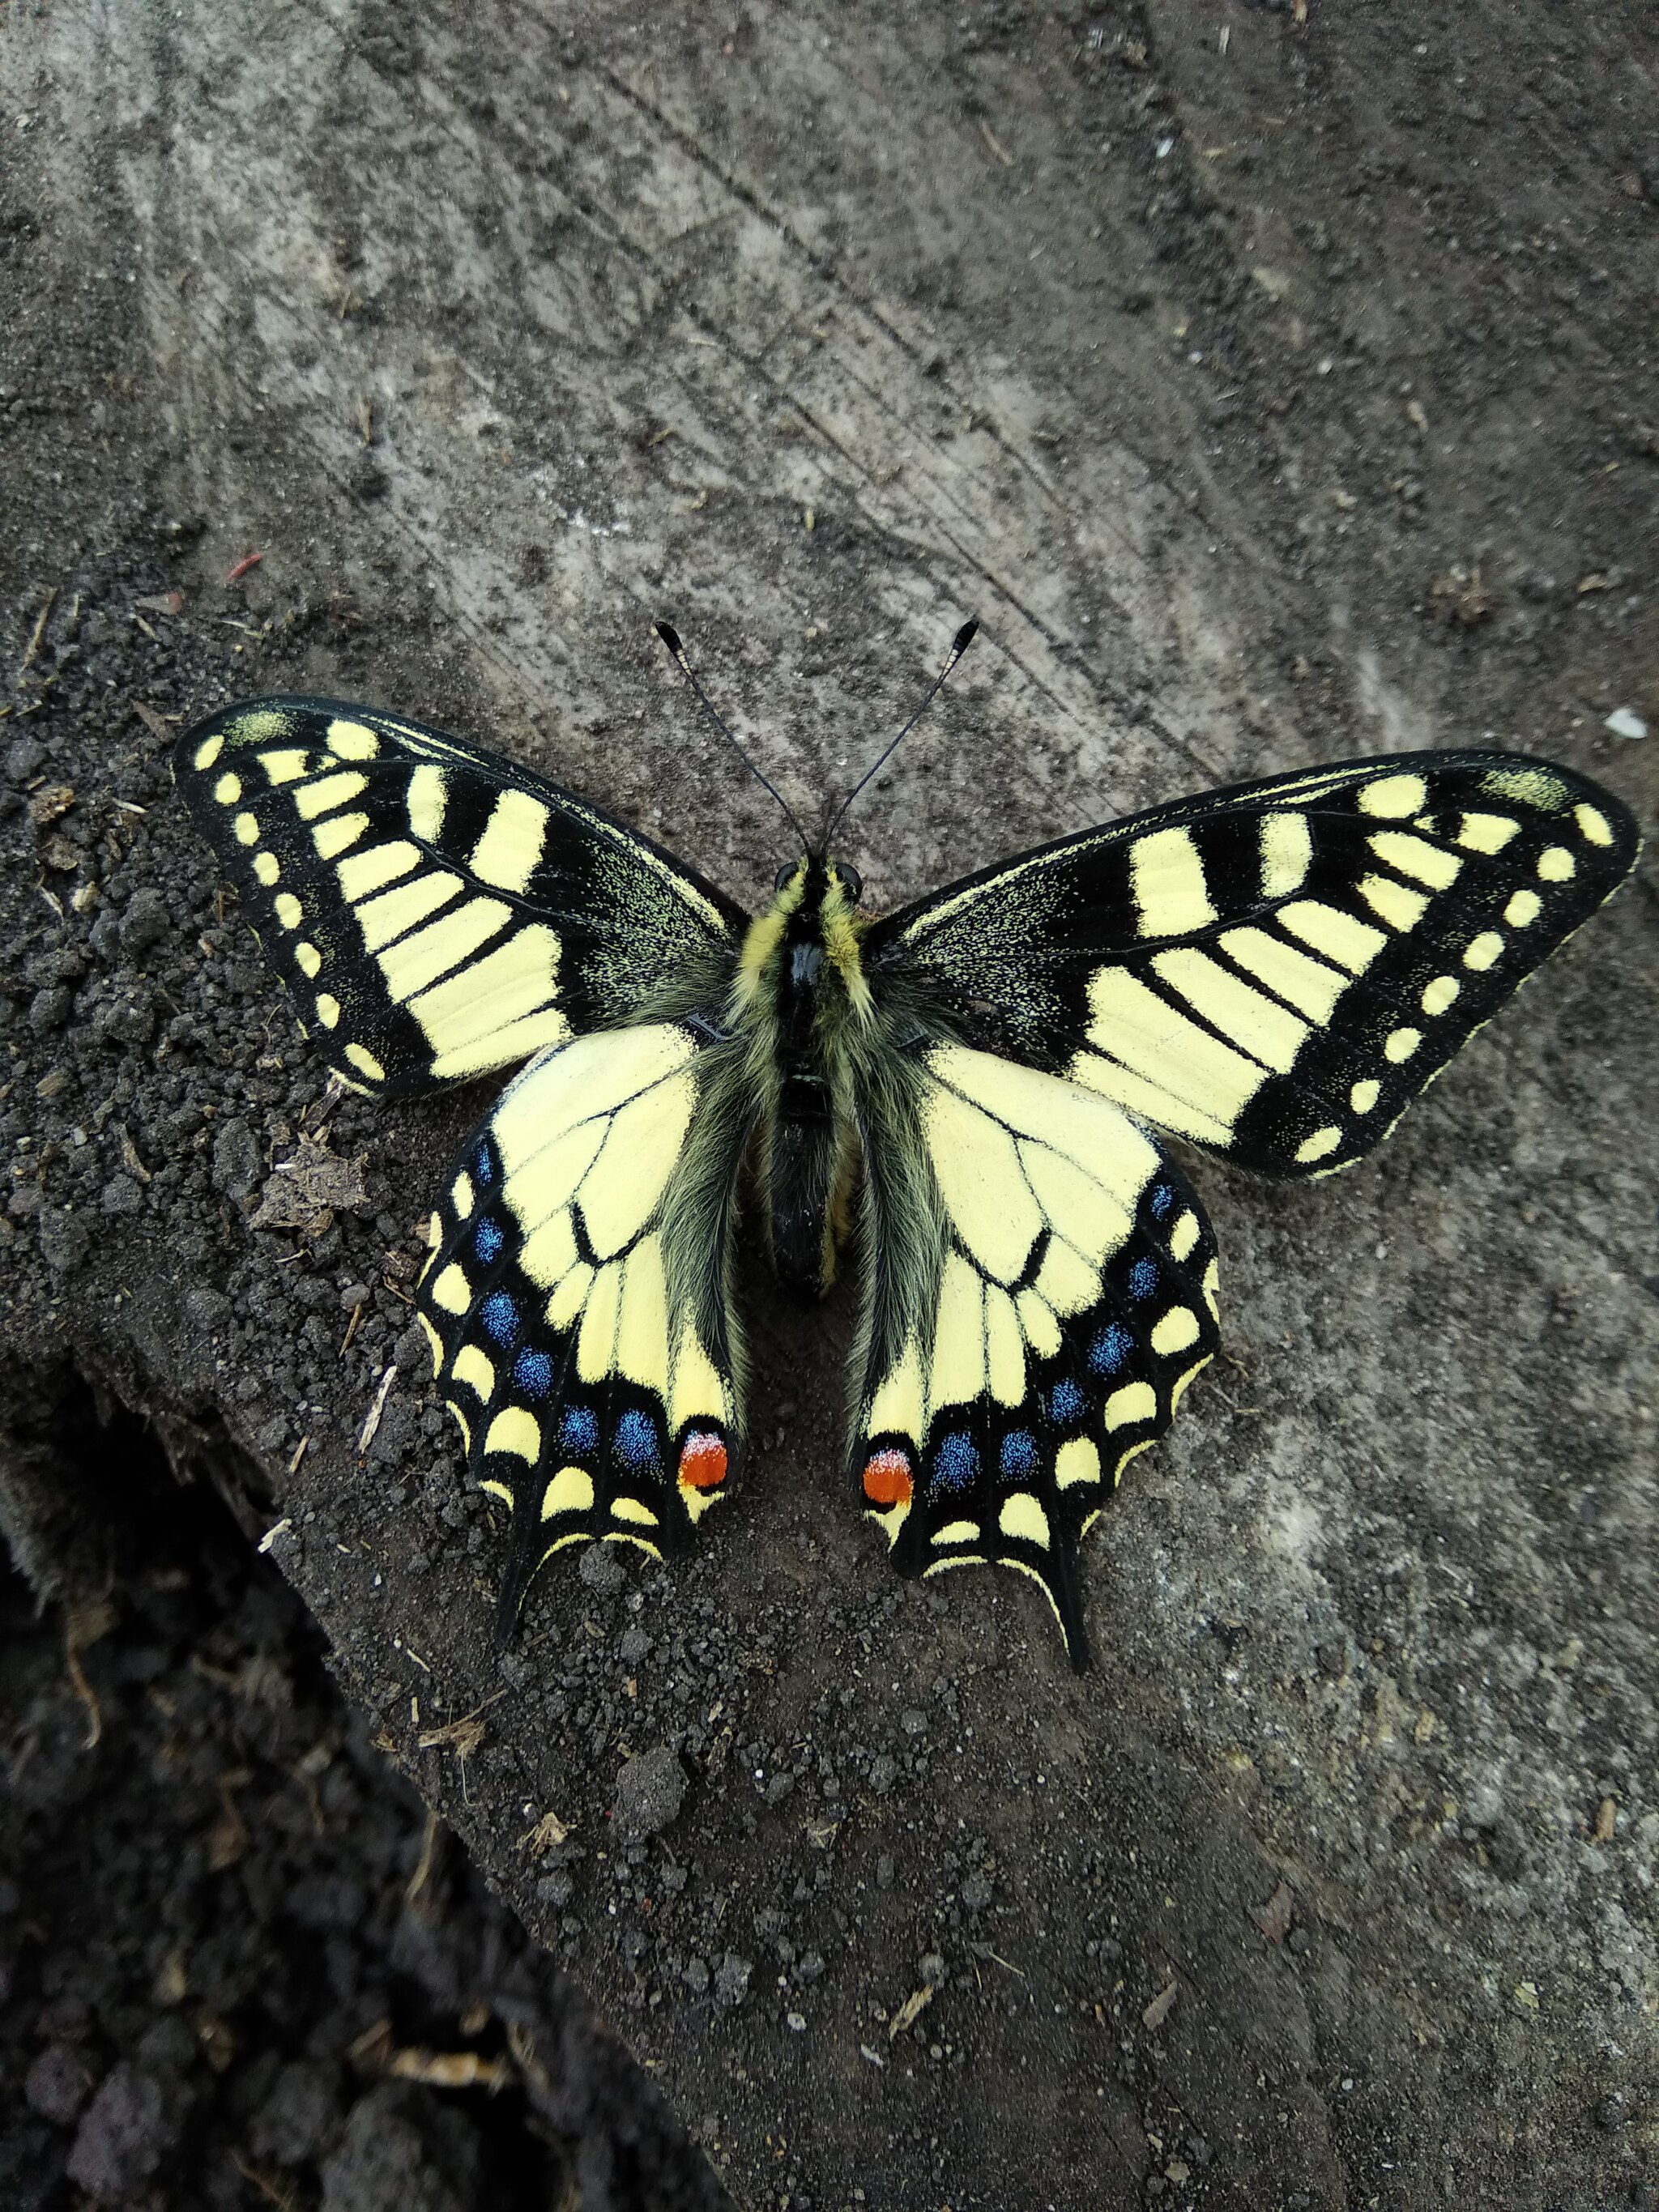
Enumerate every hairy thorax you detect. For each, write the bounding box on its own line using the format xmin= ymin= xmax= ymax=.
xmin=731 ymin=858 xmax=872 ymax=1295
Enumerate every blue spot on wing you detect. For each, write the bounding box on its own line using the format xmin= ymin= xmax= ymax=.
xmin=473 ymin=1140 xmax=495 ymax=1187
xmin=614 ymin=1409 xmax=660 ymax=1471
xmin=1047 ymin=1377 xmax=1085 ymax=1426
xmin=560 ymin=1404 xmax=599 ymax=1455
xmin=1088 ymin=1322 xmax=1133 ymax=1377
xmin=1149 ymin=1182 xmax=1175 ymax=1221
xmin=474 ymin=1218 xmax=505 ymax=1264
xmin=1000 ymin=1430 xmax=1038 ymax=1479
xmin=1127 ymin=1257 xmax=1159 ymax=1302
xmin=930 ymin=1432 xmax=979 ymax=1494
xmin=514 ymin=1349 xmax=552 ymax=1398
xmin=480 ymin=1291 xmax=519 ymax=1346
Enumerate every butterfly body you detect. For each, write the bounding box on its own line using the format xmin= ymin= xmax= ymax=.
xmin=174 ymin=684 xmax=1638 ymax=1670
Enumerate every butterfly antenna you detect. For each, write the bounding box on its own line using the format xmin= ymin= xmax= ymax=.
xmin=824 ymin=619 xmax=979 ymax=847
xmin=654 ymin=620 xmax=810 ymax=854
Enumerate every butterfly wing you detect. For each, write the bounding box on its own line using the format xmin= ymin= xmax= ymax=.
xmin=416 ymin=1022 xmax=752 ymax=1639
xmin=865 ymin=752 xmax=1638 ymax=1177
xmin=852 ymin=1042 xmax=1219 ymax=1668
xmin=176 ymin=696 xmax=743 ymax=1097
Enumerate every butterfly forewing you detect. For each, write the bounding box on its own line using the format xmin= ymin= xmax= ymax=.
xmin=868 ymin=753 xmax=1639 ymax=1178
xmin=416 ymin=1024 xmax=746 ymax=1639
xmin=176 ymin=696 xmax=743 ymax=1097
xmin=855 ymin=1043 xmax=1221 ymax=1666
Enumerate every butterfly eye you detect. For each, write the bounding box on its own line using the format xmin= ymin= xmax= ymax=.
xmin=774 ymin=861 xmax=798 ymax=892
xmin=838 ymin=864 xmax=864 ymax=903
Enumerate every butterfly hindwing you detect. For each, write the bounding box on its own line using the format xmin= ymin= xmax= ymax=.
xmin=855 ymin=1042 xmax=1221 ymax=1666
xmin=416 ymin=1023 xmax=748 ymax=1638
xmin=867 ymin=752 xmax=1639 ymax=1178
xmin=176 ymin=697 xmax=743 ymax=1098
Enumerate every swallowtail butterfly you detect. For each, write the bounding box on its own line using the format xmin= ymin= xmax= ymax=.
xmin=175 ymin=627 xmax=1638 ymax=1667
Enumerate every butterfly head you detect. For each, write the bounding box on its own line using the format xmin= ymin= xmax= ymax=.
xmin=734 ymin=855 xmax=872 ymax=1023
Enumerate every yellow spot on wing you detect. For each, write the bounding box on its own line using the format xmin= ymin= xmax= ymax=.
xmin=933 ymin=1519 xmax=981 ymax=1545
xmin=1455 ymin=811 xmax=1520 ymax=855
xmin=254 ymin=851 xmax=279 ymax=887
xmin=1537 ymin=845 xmax=1575 ymax=882
xmin=1350 ymin=1078 xmax=1380 ymax=1113
xmin=998 ymin=1493 xmax=1050 ymax=1547
xmin=612 ymin=1497 xmax=659 ymax=1527
xmin=313 ymin=812 xmax=369 ymax=861
xmin=452 ymin=1344 xmax=495 ymax=1400
xmin=430 ymin=1264 xmax=470 ymax=1315
xmin=1055 ymin=1436 xmax=1100 ymax=1489
xmin=326 ymin=718 xmax=380 ymax=761
xmin=339 ymin=841 xmax=420 ymax=900
xmin=1504 ymin=889 xmax=1542 ymax=927
xmin=314 ymin=993 xmax=340 ymax=1029
xmin=1575 ymin=803 xmax=1613 ymax=846
xmin=484 ymin=1409 xmax=541 ymax=1464
xmin=214 ymin=772 xmax=242 ymax=806
xmin=1149 ymin=1306 xmax=1200 ymax=1357
xmin=1168 ymin=1210 xmax=1201 ymax=1263
xmin=1367 ymin=830 xmax=1461 ymax=892
xmin=1464 ymin=931 xmax=1503 ymax=971
xmin=1104 ymin=1381 xmax=1156 ymax=1430
xmin=450 ymin=1171 xmax=475 ymax=1219
xmin=1358 ymin=772 xmax=1428 ymax=817
xmin=1294 ymin=1125 xmax=1341 ymax=1164
xmin=234 ymin=812 xmax=260 ymax=846
xmin=1384 ymin=1026 xmax=1421 ymax=1063
xmin=407 ymin=764 xmax=447 ymax=842
xmin=1422 ymin=974 xmax=1460 ymax=1015
xmin=1358 ymin=873 xmax=1429 ymax=931
xmin=345 ymin=1042 xmax=385 ymax=1083
xmin=1278 ymin=899 xmax=1386 ymax=974
xmin=294 ymin=942 xmax=322 ymax=979
xmin=542 ymin=1464 xmax=595 ymax=1517
xmin=193 ymin=733 xmax=224 ymax=770
xmin=294 ymin=770 xmax=369 ymax=822
xmin=274 ymin=893 xmax=302 ymax=928
xmin=469 ymin=787 xmax=551 ymax=894
xmin=258 ymin=748 xmax=310 ymax=786
xmin=1259 ymin=810 xmax=1311 ymax=898
xmin=1131 ymin=826 xmax=1215 ymax=937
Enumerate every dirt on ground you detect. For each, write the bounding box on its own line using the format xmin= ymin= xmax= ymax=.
xmin=1 ymin=3 xmax=1656 ymax=2209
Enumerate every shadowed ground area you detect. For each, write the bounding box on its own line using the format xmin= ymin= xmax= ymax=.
xmin=2 ymin=4 xmax=1656 ymax=2207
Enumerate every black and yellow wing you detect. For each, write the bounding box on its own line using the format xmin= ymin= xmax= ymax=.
xmin=175 ymin=695 xmax=742 ymax=1096
xmin=856 ymin=751 xmax=1637 ymax=1664
xmin=416 ymin=1022 xmax=752 ymax=1639
xmin=867 ymin=752 xmax=1639 ymax=1178
xmin=854 ymin=1042 xmax=1219 ymax=1665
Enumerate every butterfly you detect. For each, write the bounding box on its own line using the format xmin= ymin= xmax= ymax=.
xmin=173 ymin=624 xmax=1638 ymax=1669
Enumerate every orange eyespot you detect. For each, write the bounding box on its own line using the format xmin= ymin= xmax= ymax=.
xmin=861 ymin=1447 xmax=913 ymax=1508
xmin=677 ymin=1431 xmax=729 ymax=1490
